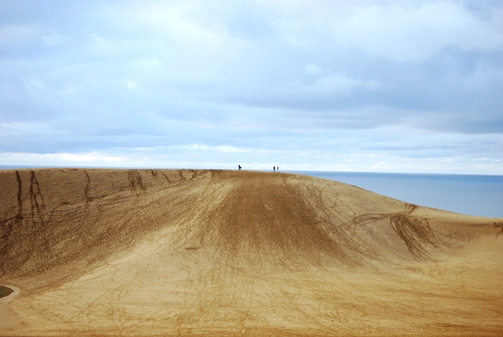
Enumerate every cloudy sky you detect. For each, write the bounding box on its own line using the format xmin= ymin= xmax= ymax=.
xmin=1 ymin=0 xmax=502 ymax=174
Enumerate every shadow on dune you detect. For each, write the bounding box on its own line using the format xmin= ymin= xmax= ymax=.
xmin=0 ymin=285 xmax=13 ymax=298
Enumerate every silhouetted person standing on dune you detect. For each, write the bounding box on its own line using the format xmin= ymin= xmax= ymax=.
xmin=273 ymin=166 xmax=275 ymax=172
xmin=238 ymin=165 xmax=242 ymax=170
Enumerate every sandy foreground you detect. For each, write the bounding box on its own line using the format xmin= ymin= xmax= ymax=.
xmin=0 ymin=168 xmax=502 ymax=337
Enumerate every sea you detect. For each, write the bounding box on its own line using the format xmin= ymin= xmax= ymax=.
xmin=0 ymin=166 xmax=501 ymax=218
xmin=291 ymin=171 xmax=503 ymax=218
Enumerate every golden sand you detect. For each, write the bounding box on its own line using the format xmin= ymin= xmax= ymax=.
xmin=0 ymin=169 xmax=502 ymax=336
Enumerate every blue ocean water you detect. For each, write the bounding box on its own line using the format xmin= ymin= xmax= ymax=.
xmin=292 ymin=171 xmax=503 ymax=218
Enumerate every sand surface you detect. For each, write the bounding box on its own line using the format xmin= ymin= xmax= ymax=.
xmin=0 ymin=168 xmax=502 ymax=336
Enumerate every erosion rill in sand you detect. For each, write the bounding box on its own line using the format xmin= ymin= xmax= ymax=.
xmin=0 ymin=169 xmax=502 ymax=336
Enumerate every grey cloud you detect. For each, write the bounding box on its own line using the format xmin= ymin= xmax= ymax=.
xmin=1 ymin=0 xmax=502 ymax=173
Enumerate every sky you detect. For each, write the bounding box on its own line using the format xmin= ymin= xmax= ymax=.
xmin=1 ymin=0 xmax=503 ymax=174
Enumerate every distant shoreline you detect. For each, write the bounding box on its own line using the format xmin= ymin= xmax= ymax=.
xmin=1 ymin=166 xmax=502 ymax=177
xmin=1 ymin=167 xmax=502 ymax=218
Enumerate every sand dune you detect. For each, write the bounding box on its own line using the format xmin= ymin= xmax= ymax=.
xmin=0 ymin=168 xmax=502 ymax=336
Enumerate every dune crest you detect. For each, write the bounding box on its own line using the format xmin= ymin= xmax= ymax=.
xmin=0 ymin=169 xmax=502 ymax=336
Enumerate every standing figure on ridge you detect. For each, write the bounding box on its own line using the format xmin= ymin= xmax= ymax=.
xmin=238 ymin=164 xmax=242 ymax=170
xmin=273 ymin=166 xmax=276 ymax=172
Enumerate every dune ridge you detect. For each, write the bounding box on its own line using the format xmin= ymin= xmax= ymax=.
xmin=0 ymin=168 xmax=502 ymax=336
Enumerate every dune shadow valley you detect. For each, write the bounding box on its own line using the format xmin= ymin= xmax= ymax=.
xmin=0 ymin=168 xmax=502 ymax=337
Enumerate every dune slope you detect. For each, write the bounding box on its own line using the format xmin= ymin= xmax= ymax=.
xmin=0 ymin=169 xmax=502 ymax=336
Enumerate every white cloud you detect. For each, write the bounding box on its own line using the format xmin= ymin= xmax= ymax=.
xmin=114 ymin=1 xmax=246 ymax=53
xmin=89 ymin=33 xmax=115 ymax=55
xmin=1 ymin=0 xmax=503 ymax=175
xmin=58 ymin=83 xmax=82 ymax=95
xmin=126 ymin=81 xmax=138 ymax=90
xmin=0 ymin=152 xmax=127 ymax=165
xmin=304 ymin=64 xmax=323 ymax=75
xmin=215 ymin=145 xmax=245 ymax=153
xmin=128 ymin=58 xmax=163 ymax=75
xmin=280 ymin=73 xmax=383 ymax=98
xmin=41 ymin=33 xmax=71 ymax=46
xmin=311 ymin=74 xmax=383 ymax=92
xmin=333 ymin=2 xmax=503 ymax=62
xmin=25 ymin=79 xmax=46 ymax=91
xmin=187 ymin=144 xmax=248 ymax=153
xmin=0 ymin=25 xmax=37 ymax=45
xmin=260 ymin=1 xmax=503 ymax=62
